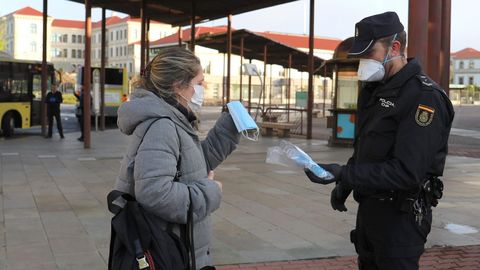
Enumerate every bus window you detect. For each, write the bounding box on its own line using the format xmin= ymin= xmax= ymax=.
xmin=105 ymin=68 xmax=123 ymax=85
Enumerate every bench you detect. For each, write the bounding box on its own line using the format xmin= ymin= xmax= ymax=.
xmin=259 ymin=122 xmax=298 ymax=138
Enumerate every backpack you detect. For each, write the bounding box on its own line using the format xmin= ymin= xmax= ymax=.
xmin=107 ymin=118 xmax=196 ymax=270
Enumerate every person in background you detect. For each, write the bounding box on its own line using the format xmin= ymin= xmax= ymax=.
xmin=74 ymin=88 xmax=84 ymax=141
xmin=45 ymin=82 xmax=64 ymax=139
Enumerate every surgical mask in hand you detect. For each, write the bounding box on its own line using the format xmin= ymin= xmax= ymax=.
xmin=266 ymin=140 xmax=334 ymax=180
xmin=188 ymin=84 xmax=204 ymax=111
xmin=226 ymin=101 xmax=259 ymax=141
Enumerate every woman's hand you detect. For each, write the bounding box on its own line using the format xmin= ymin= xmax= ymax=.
xmin=208 ymin=170 xmax=223 ymax=192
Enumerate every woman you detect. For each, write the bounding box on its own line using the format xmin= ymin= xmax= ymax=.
xmin=115 ymin=47 xmax=240 ymax=269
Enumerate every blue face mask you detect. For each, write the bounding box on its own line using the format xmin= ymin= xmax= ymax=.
xmin=226 ymin=101 xmax=259 ymax=141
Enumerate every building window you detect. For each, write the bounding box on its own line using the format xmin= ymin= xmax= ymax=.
xmin=62 ymin=34 xmax=68 ymax=43
xmin=459 ymin=77 xmax=464 ymax=85
xmin=72 ymin=35 xmax=77 ymax=43
xmin=111 ymin=32 xmax=113 ymax=41
xmin=51 ymin=48 xmax=61 ymax=57
xmin=110 ymin=48 xmax=113 ymax=57
xmin=469 ymin=61 xmax=475 ymax=69
xmin=30 ymin=23 xmax=37 ymax=34
xmin=30 ymin=42 xmax=36 ymax=52
xmin=78 ymin=49 xmax=82 ymax=58
xmin=124 ymin=29 xmax=127 ymax=40
xmin=134 ymin=29 xmax=138 ymax=39
xmin=123 ymin=46 xmax=126 ymax=56
xmin=469 ymin=77 xmax=474 ymax=85
xmin=77 ymin=35 xmax=82 ymax=44
xmin=459 ymin=61 xmax=464 ymax=69
xmin=129 ymin=62 xmax=132 ymax=73
xmin=72 ymin=49 xmax=76 ymax=58
xmin=63 ymin=49 xmax=68 ymax=58
xmin=119 ymin=30 xmax=122 ymax=40
xmin=116 ymin=47 xmax=118 ymax=57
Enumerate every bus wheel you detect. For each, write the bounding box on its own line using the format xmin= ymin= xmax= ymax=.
xmin=1 ymin=112 xmax=15 ymax=137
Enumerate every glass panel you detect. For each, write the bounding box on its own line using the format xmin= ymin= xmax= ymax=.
xmin=336 ymin=70 xmax=358 ymax=109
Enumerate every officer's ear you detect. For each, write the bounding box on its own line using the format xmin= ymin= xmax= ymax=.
xmin=391 ymin=40 xmax=402 ymax=57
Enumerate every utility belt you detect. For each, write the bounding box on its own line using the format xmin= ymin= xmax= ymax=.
xmin=365 ymin=176 xmax=444 ymax=214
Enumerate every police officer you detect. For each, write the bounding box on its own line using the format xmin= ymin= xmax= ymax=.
xmin=305 ymin=12 xmax=454 ymax=270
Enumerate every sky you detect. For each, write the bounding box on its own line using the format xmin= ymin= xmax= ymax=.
xmin=0 ymin=0 xmax=477 ymax=52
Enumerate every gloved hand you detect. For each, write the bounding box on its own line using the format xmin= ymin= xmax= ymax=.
xmin=305 ymin=163 xmax=343 ymax=185
xmin=330 ymin=182 xmax=352 ymax=212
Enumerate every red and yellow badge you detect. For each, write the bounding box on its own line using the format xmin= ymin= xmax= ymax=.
xmin=415 ymin=104 xmax=435 ymax=126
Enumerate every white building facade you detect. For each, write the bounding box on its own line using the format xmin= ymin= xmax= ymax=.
xmin=451 ymin=48 xmax=480 ymax=86
xmin=1 ymin=7 xmax=53 ymax=61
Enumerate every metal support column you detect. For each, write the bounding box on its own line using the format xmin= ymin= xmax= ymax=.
xmin=146 ymin=19 xmax=150 ymax=63
xmin=84 ymin=0 xmax=92 ymax=148
xmin=408 ymin=0 xmax=429 ymax=69
xmin=440 ymin=0 xmax=451 ymax=95
xmin=100 ymin=8 xmax=106 ymax=131
xmin=427 ymin=0 xmax=442 ymax=83
xmin=226 ymin=14 xmax=232 ymax=103
xmin=269 ymin=64 xmax=272 ymax=106
xmin=263 ymin=45 xmax=268 ymax=110
xmin=287 ymin=54 xmax=292 ymax=122
xmin=307 ymin=0 xmax=315 ymax=139
xmin=190 ymin=1 xmax=196 ymax=52
xmin=41 ymin=0 xmax=48 ymax=136
xmin=178 ymin=26 xmax=182 ymax=46
xmin=248 ymin=59 xmax=252 ymax=114
xmin=140 ymin=0 xmax=146 ymax=72
xmin=239 ymin=37 xmax=244 ymax=101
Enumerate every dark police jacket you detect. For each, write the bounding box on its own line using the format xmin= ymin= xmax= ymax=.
xmin=342 ymin=59 xmax=455 ymax=199
xmin=45 ymin=91 xmax=63 ymax=112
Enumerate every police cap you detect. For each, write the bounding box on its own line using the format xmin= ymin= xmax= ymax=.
xmin=348 ymin=11 xmax=404 ymax=56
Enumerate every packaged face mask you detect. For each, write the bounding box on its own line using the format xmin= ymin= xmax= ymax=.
xmin=226 ymin=101 xmax=259 ymax=141
xmin=266 ymin=140 xmax=334 ymax=181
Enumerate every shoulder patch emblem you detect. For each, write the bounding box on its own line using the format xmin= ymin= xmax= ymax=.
xmin=415 ymin=104 xmax=435 ymax=126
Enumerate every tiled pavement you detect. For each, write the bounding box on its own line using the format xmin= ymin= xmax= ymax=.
xmin=1 ymin=120 xmax=480 ymax=269
xmin=217 ymin=245 xmax=480 ymax=269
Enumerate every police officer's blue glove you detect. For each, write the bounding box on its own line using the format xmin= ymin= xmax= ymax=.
xmin=330 ymin=182 xmax=352 ymax=212
xmin=304 ymin=163 xmax=343 ymax=185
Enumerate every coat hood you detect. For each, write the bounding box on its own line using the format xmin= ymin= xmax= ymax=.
xmin=117 ymin=88 xmax=196 ymax=136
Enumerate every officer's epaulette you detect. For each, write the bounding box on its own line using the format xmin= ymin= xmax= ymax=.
xmin=415 ymin=74 xmax=447 ymax=96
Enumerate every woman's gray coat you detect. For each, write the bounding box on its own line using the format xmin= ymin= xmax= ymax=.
xmin=115 ymin=89 xmax=240 ymax=268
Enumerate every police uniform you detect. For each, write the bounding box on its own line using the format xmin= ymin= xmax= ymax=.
xmin=341 ymin=12 xmax=454 ymax=270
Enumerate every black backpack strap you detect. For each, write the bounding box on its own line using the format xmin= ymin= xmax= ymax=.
xmin=186 ymin=187 xmax=196 ymax=270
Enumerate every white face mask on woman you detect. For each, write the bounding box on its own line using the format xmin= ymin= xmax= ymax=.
xmin=179 ymin=84 xmax=204 ymax=111
xmin=357 ymin=34 xmax=401 ymax=82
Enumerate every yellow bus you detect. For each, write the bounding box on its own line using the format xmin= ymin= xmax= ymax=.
xmin=0 ymin=58 xmax=56 ymax=137
xmin=76 ymin=66 xmax=128 ymax=117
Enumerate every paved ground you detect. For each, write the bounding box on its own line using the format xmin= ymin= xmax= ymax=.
xmin=217 ymin=245 xmax=480 ymax=270
xmin=1 ymin=105 xmax=480 ymax=269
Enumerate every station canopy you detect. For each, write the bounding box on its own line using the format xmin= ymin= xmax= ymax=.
xmin=195 ymin=29 xmax=327 ymax=74
xmin=67 ymin=0 xmax=300 ymax=26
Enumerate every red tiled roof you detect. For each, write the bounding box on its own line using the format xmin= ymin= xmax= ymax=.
xmin=148 ymin=27 xmax=341 ymax=52
xmin=52 ymin=19 xmax=84 ymax=29
xmin=258 ymin=32 xmax=341 ymax=51
xmin=451 ymin=48 xmax=480 ymax=59
xmin=148 ymin=26 xmax=228 ymax=46
xmin=12 ymin=6 xmax=43 ymax=17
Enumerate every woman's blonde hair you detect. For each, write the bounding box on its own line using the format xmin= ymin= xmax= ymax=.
xmin=134 ymin=47 xmax=201 ymax=98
